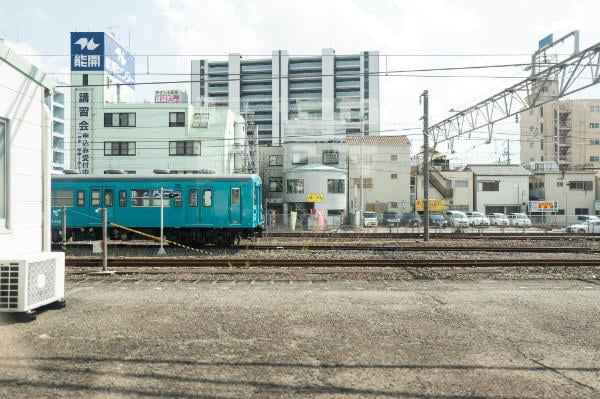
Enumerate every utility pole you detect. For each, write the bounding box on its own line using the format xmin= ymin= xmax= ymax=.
xmin=421 ymin=90 xmax=430 ymax=242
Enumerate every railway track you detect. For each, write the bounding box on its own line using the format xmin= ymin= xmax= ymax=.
xmin=67 ymin=257 xmax=600 ymax=269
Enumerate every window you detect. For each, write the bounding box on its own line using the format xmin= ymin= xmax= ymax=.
xmin=591 ymin=156 xmax=600 ymax=162
xmin=390 ymin=202 xmax=398 ymax=208
xmin=591 ymin=139 xmax=600 ymax=145
xmin=104 ymin=141 xmax=136 ymax=156
xmin=391 ymin=173 xmax=398 ymax=179
xmin=51 ymin=190 xmax=74 ymax=207
xmin=269 ymin=177 xmax=283 ymax=192
xmin=480 ymin=181 xmax=499 ymax=191
xmin=149 ymin=190 xmax=170 ymax=207
xmin=327 ymin=179 xmax=345 ymax=194
xmin=556 ymin=182 xmax=563 ymax=187
xmin=169 ymin=112 xmax=185 ymax=127
xmin=291 ymin=151 xmax=308 ymax=165
xmin=77 ymin=191 xmax=85 ymax=207
xmin=540 ymin=139 xmax=544 ymax=150
xmin=540 ymin=106 xmax=544 ymax=117
xmin=231 ymin=188 xmax=240 ymax=205
xmin=391 ymin=154 xmax=398 ymax=161
xmin=173 ymin=190 xmax=182 ymax=207
xmin=269 ymin=155 xmax=283 ymax=166
xmin=287 ymin=179 xmax=304 ymax=193
xmin=0 ymin=119 xmax=5 ymax=227
xmin=202 ymin=189 xmax=212 ymax=207
xmin=188 ymin=189 xmax=198 ymax=207
xmin=191 ymin=112 xmax=209 ymax=128
xmin=540 ymin=123 xmax=544 ymax=133
xmin=104 ymin=189 xmax=113 ymax=207
xmin=591 ymin=105 xmax=600 ymax=112
xmin=454 ymin=180 xmax=468 ymax=188
xmin=119 ymin=190 xmax=127 ymax=207
xmin=569 ymin=181 xmax=593 ymax=191
xmin=350 ymin=178 xmax=373 ymax=189
xmin=131 ymin=189 xmax=150 ymax=207
xmin=575 ymin=208 xmax=589 ymax=215
xmin=322 ymin=150 xmax=339 ymax=165
xmin=91 ymin=189 xmax=101 ymax=207
xmin=104 ymin=112 xmax=136 ymax=127
xmin=590 ymin=123 xmax=600 ymax=129
xmin=169 ymin=141 xmax=201 ymax=156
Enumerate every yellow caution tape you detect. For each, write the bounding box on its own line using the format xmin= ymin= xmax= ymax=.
xmin=108 ymin=221 xmax=212 ymax=255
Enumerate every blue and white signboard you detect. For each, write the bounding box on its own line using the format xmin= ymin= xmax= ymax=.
xmin=70 ymin=32 xmax=135 ymax=85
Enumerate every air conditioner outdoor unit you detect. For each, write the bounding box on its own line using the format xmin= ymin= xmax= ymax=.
xmin=0 ymin=252 xmax=65 ymax=318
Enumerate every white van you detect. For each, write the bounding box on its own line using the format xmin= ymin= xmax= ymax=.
xmin=444 ymin=210 xmax=469 ymax=228
xmin=363 ymin=211 xmax=378 ymax=227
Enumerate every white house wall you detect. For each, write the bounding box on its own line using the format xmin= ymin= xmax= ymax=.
xmin=0 ymin=41 xmax=53 ymax=256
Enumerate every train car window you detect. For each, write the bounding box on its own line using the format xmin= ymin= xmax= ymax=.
xmin=202 ymin=189 xmax=212 ymax=207
xmin=104 ymin=189 xmax=114 ymax=207
xmin=150 ymin=190 xmax=170 ymax=208
xmin=131 ymin=189 xmax=150 ymax=207
xmin=231 ymin=188 xmax=240 ymax=205
xmin=174 ymin=190 xmax=182 ymax=207
xmin=188 ymin=189 xmax=198 ymax=207
xmin=52 ymin=189 xmax=74 ymax=207
xmin=91 ymin=189 xmax=100 ymax=207
xmin=77 ymin=190 xmax=85 ymax=207
xmin=119 ymin=190 xmax=127 ymax=207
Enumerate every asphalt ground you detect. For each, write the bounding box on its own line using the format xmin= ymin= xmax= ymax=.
xmin=1 ymin=279 xmax=599 ymax=398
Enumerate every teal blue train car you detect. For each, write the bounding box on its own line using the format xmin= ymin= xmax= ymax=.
xmin=51 ymin=174 xmax=264 ymax=246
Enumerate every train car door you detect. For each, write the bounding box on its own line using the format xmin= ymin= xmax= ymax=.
xmin=186 ymin=188 xmax=200 ymax=225
xmin=89 ymin=186 xmax=115 ymax=225
xmin=200 ymin=187 xmax=214 ymax=225
xmin=229 ymin=187 xmax=241 ymax=225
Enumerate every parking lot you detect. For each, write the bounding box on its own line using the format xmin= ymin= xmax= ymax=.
xmin=1 ymin=279 xmax=599 ymax=398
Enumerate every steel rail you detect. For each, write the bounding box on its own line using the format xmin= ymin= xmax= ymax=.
xmin=67 ymin=258 xmax=600 ymax=269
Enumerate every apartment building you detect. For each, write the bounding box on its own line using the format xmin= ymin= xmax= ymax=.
xmin=520 ymin=80 xmax=600 ymax=170
xmin=190 ymin=49 xmax=380 ymax=146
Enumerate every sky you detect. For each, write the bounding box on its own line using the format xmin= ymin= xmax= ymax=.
xmin=3 ymin=0 xmax=600 ymax=166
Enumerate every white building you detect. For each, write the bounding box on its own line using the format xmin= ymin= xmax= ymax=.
xmin=68 ymin=32 xmax=248 ymax=175
xmin=0 ymin=40 xmax=56 ymax=255
xmin=464 ymin=165 xmax=532 ymax=215
xmin=191 ymin=49 xmax=380 ymax=146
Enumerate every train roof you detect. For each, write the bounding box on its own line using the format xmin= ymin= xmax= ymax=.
xmin=52 ymin=174 xmax=260 ymax=182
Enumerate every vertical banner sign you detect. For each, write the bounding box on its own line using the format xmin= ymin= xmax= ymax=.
xmin=75 ymin=90 xmax=92 ymax=174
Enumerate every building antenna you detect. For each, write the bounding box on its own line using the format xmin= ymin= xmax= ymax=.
xmin=107 ymin=25 xmax=118 ymax=38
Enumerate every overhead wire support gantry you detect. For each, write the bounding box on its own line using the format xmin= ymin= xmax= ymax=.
xmin=428 ymin=30 xmax=600 ymax=152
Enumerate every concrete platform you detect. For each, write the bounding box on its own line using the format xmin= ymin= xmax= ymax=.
xmin=1 ymin=279 xmax=599 ymax=398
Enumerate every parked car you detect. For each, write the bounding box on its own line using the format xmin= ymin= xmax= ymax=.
xmin=566 ymin=220 xmax=600 ymax=234
xmin=427 ymin=213 xmax=449 ymax=228
xmin=566 ymin=215 xmax=600 ymax=232
xmin=487 ymin=213 xmax=509 ymax=226
xmin=466 ymin=211 xmax=490 ymax=227
xmin=401 ymin=212 xmax=422 ymax=227
xmin=508 ymin=213 xmax=532 ymax=227
xmin=382 ymin=211 xmax=400 ymax=227
xmin=444 ymin=210 xmax=469 ymax=228
xmin=363 ymin=211 xmax=378 ymax=227
xmin=576 ymin=215 xmax=600 ymax=223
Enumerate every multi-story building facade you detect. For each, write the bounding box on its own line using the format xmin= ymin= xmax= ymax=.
xmin=520 ymin=80 xmax=600 ymax=170
xmin=68 ymin=32 xmax=248 ymax=175
xmin=190 ymin=49 xmax=380 ymax=146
